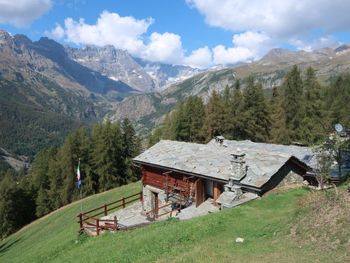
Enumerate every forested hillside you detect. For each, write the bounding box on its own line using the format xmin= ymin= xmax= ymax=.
xmin=0 ymin=119 xmax=141 ymax=238
xmin=0 ymin=78 xmax=86 ymax=156
xmin=149 ymin=66 xmax=350 ymax=147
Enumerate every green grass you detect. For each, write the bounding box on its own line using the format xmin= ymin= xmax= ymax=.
xmin=0 ymin=184 xmax=347 ymax=263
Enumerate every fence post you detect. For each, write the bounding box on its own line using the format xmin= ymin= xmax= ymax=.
xmin=104 ymin=204 xmax=107 ymax=216
xmin=140 ymin=192 xmax=143 ymax=202
xmin=114 ymin=216 xmax=118 ymax=231
xmin=96 ymin=219 xmax=100 ymax=236
xmin=79 ymin=213 xmax=83 ymax=230
xmin=122 ymin=197 xmax=125 ymax=208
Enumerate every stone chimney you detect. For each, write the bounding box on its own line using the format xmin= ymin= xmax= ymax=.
xmin=215 ymin=136 xmax=225 ymax=146
xmin=230 ymin=149 xmax=247 ymax=180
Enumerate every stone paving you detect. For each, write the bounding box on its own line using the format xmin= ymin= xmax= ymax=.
xmin=101 ymin=199 xmax=221 ymax=229
xmin=101 ymin=201 xmax=150 ymax=228
xmin=176 ymin=199 xmax=219 ymax=220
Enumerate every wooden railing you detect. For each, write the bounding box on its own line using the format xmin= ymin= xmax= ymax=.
xmin=145 ymin=202 xmax=173 ymax=220
xmin=77 ymin=192 xmax=142 ymax=236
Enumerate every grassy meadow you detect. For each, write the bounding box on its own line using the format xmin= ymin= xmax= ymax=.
xmin=1 ymin=182 xmax=348 ymax=263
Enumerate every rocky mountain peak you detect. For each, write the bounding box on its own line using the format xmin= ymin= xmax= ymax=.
xmin=13 ymin=34 xmax=32 ymax=47
xmin=335 ymin=44 xmax=350 ymax=54
xmin=0 ymin=30 xmax=13 ymax=45
xmin=261 ymin=48 xmax=293 ymax=60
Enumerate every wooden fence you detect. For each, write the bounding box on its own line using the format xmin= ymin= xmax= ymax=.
xmin=145 ymin=202 xmax=174 ymax=220
xmin=77 ymin=192 xmax=142 ymax=235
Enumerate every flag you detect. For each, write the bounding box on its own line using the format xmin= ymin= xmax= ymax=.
xmin=76 ymin=161 xmax=81 ymax=189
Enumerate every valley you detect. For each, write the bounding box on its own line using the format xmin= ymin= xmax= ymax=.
xmin=1 ymin=28 xmax=350 ymax=164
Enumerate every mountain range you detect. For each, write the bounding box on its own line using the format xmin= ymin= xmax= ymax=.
xmin=1 ymin=28 xmax=350 ymax=159
xmin=108 ymin=44 xmax=350 ymax=132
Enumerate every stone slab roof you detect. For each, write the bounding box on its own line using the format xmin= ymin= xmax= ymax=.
xmin=133 ymin=139 xmax=316 ymax=188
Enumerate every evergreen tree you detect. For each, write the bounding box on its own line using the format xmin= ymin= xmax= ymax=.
xmin=161 ymin=96 xmax=205 ymax=143
xmin=185 ymin=96 xmax=205 ymax=142
xmin=283 ymin=65 xmax=305 ymax=141
xmin=224 ymin=80 xmax=245 ymax=139
xmin=269 ymin=86 xmax=290 ymax=144
xmin=121 ymin=118 xmax=142 ymax=182
xmin=202 ymin=90 xmax=225 ymax=141
xmin=47 ymin=156 xmax=63 ymax=210
xmin=30 ymin=148 xmax=57 ymax=216
xmin=0 ymin=172 xmax=36 ymax=238
xmin=59 ymin=127 xmax=90 ymax=205
xmin=327 ymin=74 xmax=350 ymax=127
xmin=92 ymin=121 xmax=124 ymax=191
xmin=241 ymin=76 xmax=271 ymax=141
xmin=148 ymin=126 xmax=163 ymax=147
xmin=300 ymin=67 xmax=326 ymax=144
xmin=173 ymin=101 xmax=189 ymax=141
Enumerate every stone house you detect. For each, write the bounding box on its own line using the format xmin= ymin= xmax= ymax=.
xmin=133 ymin=137 xmax=317 ymax=213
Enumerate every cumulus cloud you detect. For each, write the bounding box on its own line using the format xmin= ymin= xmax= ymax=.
xmin=187 ymin=0 xmax=350 ymax=38
xmin=213 ymin=31 xmax=275 ymax=65
xmin=213 ymin=45 xmax=252 ymax=65
xmin=184 ymin=46 xmax=212 ymax=69
xmin=0 ymin=0 xmax=52 ymax=27
xmin=290 ymin=36 xmax=340 ymax=52
xmin=49 ymin=11 xmax=213 ymax=68
xmin=54 ymin=11 xmax=153 ymax=56
xmin=187 ymin=0 xmax=349 ymax=56
xmin=142 ymin=32 xmax=184 ymax=65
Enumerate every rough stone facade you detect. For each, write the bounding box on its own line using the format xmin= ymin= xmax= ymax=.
xmin=142 ymin=185 xmax=167 ymax=213
xmin=276 ymin=170 xmax=304 ymax=188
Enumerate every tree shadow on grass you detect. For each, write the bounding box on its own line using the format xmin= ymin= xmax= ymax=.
xmin=0 ymin=238 xmax=21 ymax=254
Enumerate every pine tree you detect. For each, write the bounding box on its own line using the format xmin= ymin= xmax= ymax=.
xmin=224 ymin=80 xmax=245 ymax=139
xmin=47 ymin=156 xmax=63 ymax=210
xmin=269 ymin=86 xmax=290 ymax=144
xmin=161 ymin=96 xmax=205 ymax=143
xmin=35 ymin=187 xmax=50 ymax=217
xmin=185 ymin=96 xmax=205 ymax=142
xmin=148 ymin=126 xmax=164 ymax=147
xmin=202 ymin=90 xmax=225 ymax=141
xmin=0 ymin=173 xmax=36 ymax=238
xmin=121 ymin=118 xmax=142 ymax=182
xmin=59 ymin=127 xmax=91 ymax=204
xmin=327 ymin=74 xmax=350 ymax=128
xmin=92 ymin=121 xmax=125 ymax=191
xmin=283 ymin=65 xmax=305 ymax=142
xmin=300 ymin=67 xmax=326 ymax=144
xmin=241 ymin=76 xmax=271 ymax=141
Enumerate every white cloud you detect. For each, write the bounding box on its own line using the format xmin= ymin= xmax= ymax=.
xmin=58 ymin=11 xmax=152 ymax=56
xmin=290 ymin=36 xmax=339 ymax=52
xmin=184 ymin=46 xmax=212 ymax=68
xmin=49 ymin=11 xmax=213 ymax=67
xmin=188 ymin=0 xmax=348 ymax=57
xmin=48 ymin=23 xmax=65 ymax=39
xmin=142 ymin=32 xmax=184 ymax=65
xmin=187 ymin=0 xmax=350 ymax=38
xmin=213 ymin=31 xmax=275 ymax=65
xmin=213 ymin=45 xmax=252 ymax=65
xmin=0 ymin=0 xmax=52 ymax=27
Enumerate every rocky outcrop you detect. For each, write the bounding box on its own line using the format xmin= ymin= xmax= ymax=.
xmin=66 ymin=46 xmax=156 ymax=92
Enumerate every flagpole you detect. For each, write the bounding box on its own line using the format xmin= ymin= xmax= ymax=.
xmin=78 ymin=158 xmax=83 ymax=214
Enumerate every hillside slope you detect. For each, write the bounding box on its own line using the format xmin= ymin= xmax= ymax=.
xmin=1 ymin=183 xmax=348 ymax=263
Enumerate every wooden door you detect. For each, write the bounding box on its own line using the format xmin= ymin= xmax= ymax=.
xmin=213 ymin=182 xmax=222 ymax=206
xmin=195 ymin=179 xmax=205 ymax=207
xmin=151 ymin=192 xmax=159 ymax=217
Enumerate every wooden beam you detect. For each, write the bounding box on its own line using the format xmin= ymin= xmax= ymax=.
xmin=213 ymin=182 xmax=221 ymax=207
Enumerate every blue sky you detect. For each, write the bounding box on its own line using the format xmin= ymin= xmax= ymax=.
xmin=1 ymin=0 xmax=350 ymax=68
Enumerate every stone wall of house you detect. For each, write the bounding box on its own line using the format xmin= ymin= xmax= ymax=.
xmin=276 ymin=170 xmax=304 ymax=188
xmin=142 ymin=185 xmax=167 ymax=213
xmin=261 ymin=161 xmax=306 ymax=194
